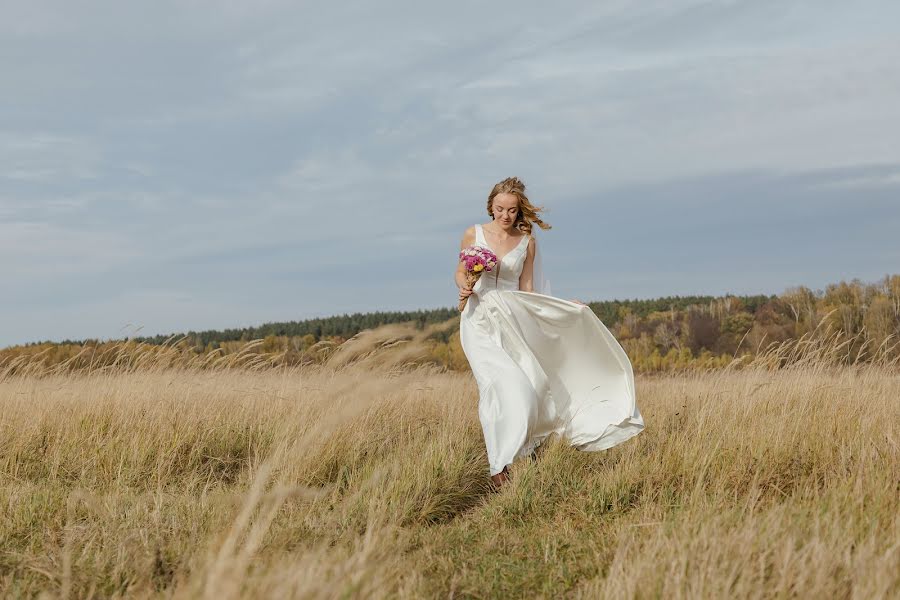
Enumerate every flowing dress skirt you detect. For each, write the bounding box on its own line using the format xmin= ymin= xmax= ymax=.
xmin=460 ymin=289 xmax=644 ymax=476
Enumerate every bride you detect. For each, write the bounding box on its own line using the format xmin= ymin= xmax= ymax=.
xmin=455 ymin=177 xmax=644 ymax=488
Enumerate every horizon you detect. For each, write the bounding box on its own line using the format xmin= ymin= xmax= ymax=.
xmin=11 ymin=271 xmax=895 ymax=349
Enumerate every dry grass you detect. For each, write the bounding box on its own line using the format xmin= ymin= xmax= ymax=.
xmin=0 ymin=335 xmax=898 ymax=598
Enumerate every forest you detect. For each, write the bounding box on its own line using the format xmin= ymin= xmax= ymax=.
xmin=3 ymin=274 xmax=898 ymax=374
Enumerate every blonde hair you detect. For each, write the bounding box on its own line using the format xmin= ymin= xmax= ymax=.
xmin=486 ymin=176 xmax=551 ymax=236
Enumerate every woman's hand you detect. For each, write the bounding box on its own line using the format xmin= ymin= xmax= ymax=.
xmin=459 ymin=284 xmax=474 ymax=302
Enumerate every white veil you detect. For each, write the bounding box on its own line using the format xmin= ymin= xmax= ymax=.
xmin=531 ymin=227 xmax=553 ymax=296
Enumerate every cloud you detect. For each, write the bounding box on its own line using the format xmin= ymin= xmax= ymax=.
xmin=811 ymin=165 xmax=900 ymax=190
xmin=0 ymin=220 xmax=141 ymax=282
xmin=0 ymin=132 xmax=101 ymax=182
xmin=1 ymin=1 xmax=899 ymax=346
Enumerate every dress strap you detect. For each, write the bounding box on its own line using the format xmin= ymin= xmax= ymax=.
xmin=475 ymin=223 xmax=485 ymax=245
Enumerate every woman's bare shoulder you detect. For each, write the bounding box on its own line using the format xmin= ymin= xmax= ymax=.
xmin=460 ymin=225 xmax=476 ymax=248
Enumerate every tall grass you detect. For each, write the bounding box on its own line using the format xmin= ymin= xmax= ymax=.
xmin=0 ymin=331 xmax=897 ymax=598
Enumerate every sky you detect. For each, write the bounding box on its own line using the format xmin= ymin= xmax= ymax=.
xmin=2 ymin=1 xmax=899 ymax=348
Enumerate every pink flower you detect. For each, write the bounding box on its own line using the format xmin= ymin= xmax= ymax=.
xmin=458 ymin=245 xmax=498 ymax=274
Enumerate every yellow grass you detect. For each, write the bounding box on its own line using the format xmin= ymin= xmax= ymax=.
xmin=0 ymin=337 xmax=898 ymax=598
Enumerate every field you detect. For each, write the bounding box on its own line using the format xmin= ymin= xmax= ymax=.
xmin=1 ymin=337 xmax=898 ymax=598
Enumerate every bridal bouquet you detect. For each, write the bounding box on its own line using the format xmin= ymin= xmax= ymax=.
xmin=458 ymin=245 xmax=498 ymax=311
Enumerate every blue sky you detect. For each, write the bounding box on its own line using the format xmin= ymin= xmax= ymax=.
xmin=2 ymin=1 xmax=899 ymax=347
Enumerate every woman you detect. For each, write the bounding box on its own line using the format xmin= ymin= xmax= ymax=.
xmin=455 ymin=177 xmax=644 ymax=488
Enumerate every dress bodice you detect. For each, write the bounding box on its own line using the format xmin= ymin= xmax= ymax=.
xmin=473 ymin=223 xmax=530 ymax=295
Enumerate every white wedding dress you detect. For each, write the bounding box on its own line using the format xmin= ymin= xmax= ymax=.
xmin=459 ymin=223 xmax=644 ymax=476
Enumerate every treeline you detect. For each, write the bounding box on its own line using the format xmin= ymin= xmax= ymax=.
xmin=425 ymin=275 xmax=900 ymax=372
xmin=3 ymin=275 xmax=898 ymax=374
xmin=611 ymin=275 xmax=900 ymax=371
xmin=1 ymin=308 xmax=462 ymax=374
xmin=44 ymin=308 xmax=460 ymax=349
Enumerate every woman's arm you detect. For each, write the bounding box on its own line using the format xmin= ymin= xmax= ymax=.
xmin=455 ymin=226 xmax=476 ymax=290
xmin=518 ymin=236 xmax=536 ymax=292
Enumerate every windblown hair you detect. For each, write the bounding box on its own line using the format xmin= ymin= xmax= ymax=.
xmin=486 ymin=176 xmax=552 ymax=236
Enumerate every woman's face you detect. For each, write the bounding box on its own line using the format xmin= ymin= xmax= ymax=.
xmin=491 ymin=193 xmax=519 ymax=228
